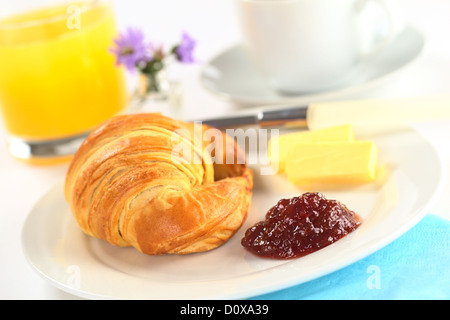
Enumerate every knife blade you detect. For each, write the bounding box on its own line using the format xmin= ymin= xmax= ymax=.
xmin=201 ymin=105 xmax=308 ymax=129
xmin=198 ymin=95 xmax=450 ymax=131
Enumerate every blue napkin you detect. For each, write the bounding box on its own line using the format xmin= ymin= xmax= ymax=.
xmin=250 ymin=214 xmax=450 ymax=300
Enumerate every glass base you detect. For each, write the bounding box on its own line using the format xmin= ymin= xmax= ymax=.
xmin=7 ymin=132 xmax=90 ymax=165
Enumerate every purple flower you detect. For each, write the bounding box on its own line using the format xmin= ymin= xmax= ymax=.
xmin=174 ymin=32 xmax=196 ymax=63
xmin=110 ymin=27 xmax=151 ymax=72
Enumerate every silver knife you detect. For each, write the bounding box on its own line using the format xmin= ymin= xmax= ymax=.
xmin=198 ymin=95 xmax=450 ymax=130
xmin=201 ymin=105 xmax=308 ymax=128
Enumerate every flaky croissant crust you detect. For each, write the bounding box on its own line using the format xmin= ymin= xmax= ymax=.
xmin=64 ymin=113 xmax=253 ymax=255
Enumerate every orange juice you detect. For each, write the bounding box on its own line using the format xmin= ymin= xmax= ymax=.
xmin=0 ymin=1 xmax=127 ymax=140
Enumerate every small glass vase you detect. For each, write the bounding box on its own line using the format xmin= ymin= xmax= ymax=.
xmin=128 ymin=69 xmax=183 ymax=120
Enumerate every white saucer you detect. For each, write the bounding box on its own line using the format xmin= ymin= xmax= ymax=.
xmin=200 ymin=26 xmax=425 ymax=106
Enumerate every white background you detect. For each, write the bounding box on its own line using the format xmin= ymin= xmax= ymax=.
xmin=1 ymin=0 xmax=449 ymax=299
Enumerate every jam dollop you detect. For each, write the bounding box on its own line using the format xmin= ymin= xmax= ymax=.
xmin=241 ymin=192 xmax=362 ymax=259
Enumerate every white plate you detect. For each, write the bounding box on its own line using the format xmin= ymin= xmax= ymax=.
xmin=22 ymin=127 xmax=444 ymax=300
xmin=200 ymin=26 xmax=425 ymax=106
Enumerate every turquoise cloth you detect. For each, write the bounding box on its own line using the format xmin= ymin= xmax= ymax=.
xmin=250 ymin=214 xmax=450 ymax=300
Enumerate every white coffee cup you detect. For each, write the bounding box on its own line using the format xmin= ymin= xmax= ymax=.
xmin=235 ymin=0 xmax=404 ymax=93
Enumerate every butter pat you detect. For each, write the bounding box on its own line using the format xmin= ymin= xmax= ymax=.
xmin=268 ymin=124 xmax=354 ymax=173
xmin=285 ymin=141 xmax=378 ymax=185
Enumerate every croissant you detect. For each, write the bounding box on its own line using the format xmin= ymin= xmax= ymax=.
xmin=64 ymin=113 xmax=253 ymax=255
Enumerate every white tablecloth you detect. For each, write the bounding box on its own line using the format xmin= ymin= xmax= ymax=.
xmin=1 ymin=0 xmax=449 ymax=299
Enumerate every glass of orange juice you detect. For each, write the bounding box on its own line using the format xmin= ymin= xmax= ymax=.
xmin=0 ymin=0 xmax=127 ymax=164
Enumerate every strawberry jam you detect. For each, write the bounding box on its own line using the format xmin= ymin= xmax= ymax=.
xmin=241 ymin=192 xmax=361 ymax=259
